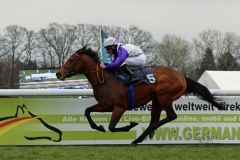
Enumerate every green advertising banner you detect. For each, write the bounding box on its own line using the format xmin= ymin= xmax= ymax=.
xmin=0 ymin=97 xmax=240 ymax=145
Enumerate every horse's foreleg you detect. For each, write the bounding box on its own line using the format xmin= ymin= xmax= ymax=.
xmin=85 ymin=104 xmax=106 ymax=132
xmin=108 ymin=106 xmax=138 ymax=132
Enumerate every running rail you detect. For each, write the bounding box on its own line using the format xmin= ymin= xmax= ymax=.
xmin=0 ymin=89 xmax=93 ymax=96
xmin=0 ymin=89 xmax=240 ymax=96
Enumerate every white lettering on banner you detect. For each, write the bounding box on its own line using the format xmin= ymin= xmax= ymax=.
xmin=201 ymin=116 xmax=221 ymax=122
xmin=124 ymin=116 xmax=140 ymax=122
xmin=175 ymin=115 xmax=198 ymax=122
xmin=79 ymin=116 xmax=108 ymax=123
xmin=122 ymin=115 xmax=151 ymax=122
xmin=62 ymin=116 xmax=77 ymax=122
xmin=79 ymin=116 xmax=87 ymax=122
xmin=142 ymin=115 xmax=151 ymax=122
xmin=224 ymin=116 xmax=237 ymax=121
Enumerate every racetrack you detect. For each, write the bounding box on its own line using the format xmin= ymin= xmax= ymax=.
xmin=0 ymin=144 xmax=239 ymax=160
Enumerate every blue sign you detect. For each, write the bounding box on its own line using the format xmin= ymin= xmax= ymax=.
xmin=100 ymin=30 xmax=112 ymax=64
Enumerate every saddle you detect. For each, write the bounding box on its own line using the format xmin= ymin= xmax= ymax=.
xmin=115 ymin=66 xmax=156 ymax=85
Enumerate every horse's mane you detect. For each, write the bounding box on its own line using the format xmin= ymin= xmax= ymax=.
xmin=75 ymin=47 xmax=100 ymax=63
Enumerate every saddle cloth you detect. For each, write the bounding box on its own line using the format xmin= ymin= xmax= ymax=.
xmin=116 ymin=66 xmax=156 ymax=85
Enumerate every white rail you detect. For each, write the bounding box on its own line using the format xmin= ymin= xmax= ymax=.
xmin=210 ymin=89 xmax=240 ymax=96
xmin=0 ymin=89 xmax=240 ymax=96
xmin=0 ymin=89 xmax=93 ymax=96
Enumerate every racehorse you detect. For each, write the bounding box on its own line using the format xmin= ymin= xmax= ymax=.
xmin=56 ymin=47 xmax=224 ymax=145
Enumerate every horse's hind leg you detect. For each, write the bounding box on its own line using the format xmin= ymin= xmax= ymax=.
xmin=85 ymin=104 xmax=107 ymax=132
xmin=108 ymin=106 xmax=138 ymax=132
xmin=149 ymin=97 xmax=163 ymax=139
xmin=151 ymin=101 xmax=177 ymax=131
xmin=131 ymin=97 xmax=176 ymax=145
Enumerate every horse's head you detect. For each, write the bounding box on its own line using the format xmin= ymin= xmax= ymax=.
xmin=56 ymin=50 xmax=84 ymax=81
xmin=56 ymin=47 xmax=100 ymax=81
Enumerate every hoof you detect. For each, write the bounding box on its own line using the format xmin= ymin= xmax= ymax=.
xmin=149 ymin=131 xmax=155 ymax=140
xmin=130 ymin=122 xmax=138 ymax=128
xmin=97 ymin=125 xmax=106 ymax=132
xmin=130 ymin=141 xmax=138 ymax=147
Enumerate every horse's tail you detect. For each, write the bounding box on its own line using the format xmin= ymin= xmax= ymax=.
xmin=184 ymin=77 xmax=225 ymax=110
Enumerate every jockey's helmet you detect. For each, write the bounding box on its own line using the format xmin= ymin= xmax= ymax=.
xmin=103 ymin=37 xmax=118 ymax=47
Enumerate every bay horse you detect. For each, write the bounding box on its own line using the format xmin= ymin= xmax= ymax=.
xmin=56 ymin=47 xmax=224 ymax=145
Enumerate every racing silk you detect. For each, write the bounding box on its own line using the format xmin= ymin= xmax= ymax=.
xmin=122 ymin=44 xmax=143 ymax=57
xmin=106 ymin=43 xmax=144 ymax=69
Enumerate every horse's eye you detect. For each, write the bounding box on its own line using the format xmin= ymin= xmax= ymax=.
xmin=69 ymin=59 xmax=74 ymax=63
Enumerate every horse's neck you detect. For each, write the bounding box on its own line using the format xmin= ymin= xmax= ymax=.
xmin=80 ymin=55 xmax=117 ymax=87
xmin=83 ymin=62 xmax=104 ymax=87
xmin=84 ymin=66 xmax=116 ymax=88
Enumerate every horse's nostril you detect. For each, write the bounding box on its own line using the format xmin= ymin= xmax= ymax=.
xmin=56 ymin=72 xmax=61 ymax=79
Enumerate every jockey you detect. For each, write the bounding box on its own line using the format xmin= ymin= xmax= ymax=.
xmin=100 ymin=37 xmax=146 ymax=83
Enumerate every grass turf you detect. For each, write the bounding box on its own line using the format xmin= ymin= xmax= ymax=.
xmin=0 ymin=144 xmax=240 ymax=160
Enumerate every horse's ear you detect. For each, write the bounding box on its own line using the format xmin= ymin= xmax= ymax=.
xmin=75 ymin=45 xmax=88 ymax=54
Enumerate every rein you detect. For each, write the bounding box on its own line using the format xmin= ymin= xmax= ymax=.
xmin=96 ymin=62 xmax=105 ymax=84
xmin=85 ymin=61 xmax=105 ymax=85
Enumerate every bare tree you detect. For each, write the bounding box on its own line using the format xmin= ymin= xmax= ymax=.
xmin=75 ymin=24 xmax=93 ymax=48
xmin=0 ymin=36 xmax=8 ymax=58
xmin=194 ymin=29 xmax=224 ymax=59
xmin=24 ymin=30 xmax=38 ymax=67
xmin=89 ymin=25 xmax=102 ymax=52
xmin=75 ymin=24 xmax=101 ymax=52
xmin=2 ymin=25 xmax=27 ymax=87
xmin=38 ymin=23 xmax=77 ymax=66
xmin=0 ymin=34 xmax=11 ymax=86
xmin=221 ymin=32 xmax=240 ymax=62
xmin=194 ymin=30 xmax=240 ymax=68
xmin=40 ymin=45 xmax=55 ymax=68
xmin=125 ymin=26 xmax=158 ymax=54
xmin=36 ymin=33 xmax=55 ymax=68
xmin=153 ymin=34 xmax=192 ymax=72
xmin=105 ymin=26 xmax=124 ymax=41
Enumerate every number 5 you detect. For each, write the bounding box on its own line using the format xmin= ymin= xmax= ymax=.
xmin=146 ymin=74 xmax=156 ymax=83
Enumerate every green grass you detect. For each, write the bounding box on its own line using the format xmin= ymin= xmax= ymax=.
xmin=0 ymin=145 xmax=240 ymax=160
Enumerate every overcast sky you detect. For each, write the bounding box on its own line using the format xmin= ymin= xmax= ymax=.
xmin=0 ymin=0 xmax=240 ymax=41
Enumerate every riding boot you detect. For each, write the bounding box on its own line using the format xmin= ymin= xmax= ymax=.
xmin=122 ymin=64 xmax=139 ymax=83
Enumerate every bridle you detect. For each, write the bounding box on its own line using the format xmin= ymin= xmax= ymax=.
xmin=63 ymin=52 xmax=79 ymax=78
xmin=64 ymin=52 xmax=105 ymax=85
